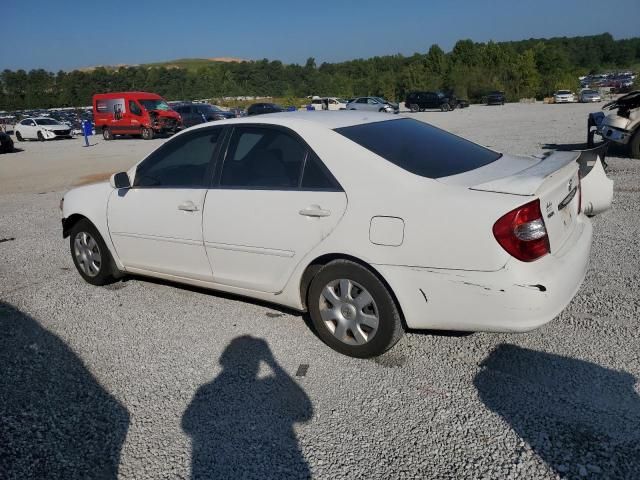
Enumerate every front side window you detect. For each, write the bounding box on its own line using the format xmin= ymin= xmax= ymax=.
xmin=220 ymin=127 xmax=306 ymax=189
xmin=134 ymin=128 xmax=222 ymax=188
xmin=335 ymin=118 xmax=501 ymax=178
xmin=129 ymin=100 xmax=142 ymax=116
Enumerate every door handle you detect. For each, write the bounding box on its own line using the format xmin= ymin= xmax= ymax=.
xmin=178 ymin=201 xmax=199 ymax=212
xmin=299 ymin=205 xmax=331 ymax=217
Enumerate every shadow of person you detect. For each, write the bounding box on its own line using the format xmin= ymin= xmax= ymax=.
xmin=0 ymin=302 xmax=129 ymax=479
xmin=182 ymin=336 xmax=313 ymax=480
xmin=474 ymin=344 xmax=640 ymax=478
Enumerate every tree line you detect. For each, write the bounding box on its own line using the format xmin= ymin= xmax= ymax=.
xmin=1 ymin=33 xmax=638 ymax=111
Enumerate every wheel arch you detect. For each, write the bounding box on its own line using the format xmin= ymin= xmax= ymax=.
xmin=62 ymin=213 xmax=88 ymax=238
xmin=298 ymin=253 xmax=407 ymax=329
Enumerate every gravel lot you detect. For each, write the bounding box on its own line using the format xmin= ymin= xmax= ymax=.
xmin=1 ymin=102 xmax=639 ymax=480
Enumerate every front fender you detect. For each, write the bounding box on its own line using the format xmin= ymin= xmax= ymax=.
xmin=62 ymin=183 xmax=124 ymax=270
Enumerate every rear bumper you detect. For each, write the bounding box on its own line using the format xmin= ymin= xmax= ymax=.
xmin=375 ymin=216 xmax=593 ymax=332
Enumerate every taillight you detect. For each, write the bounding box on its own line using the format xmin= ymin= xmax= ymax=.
xmin=493 ymin=199 xmax=550 ymax=262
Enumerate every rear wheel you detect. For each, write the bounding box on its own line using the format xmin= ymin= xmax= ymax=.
xmin=308 ymin=260 xmax=404 ymax=358
xmin=37 ymin=131 xmax=45 ymax=141
xmin=142 ymin=127 xmax=154 ymax=140
xmin=629 ymin=130 xmax=640 ymax=159
xmin=69 ymin=219 xmax=117 ymax=286
xmin=102 ymin=128 xmax=113 ymax=141
xmin=410 ymin=104 xmax=419 ymax=113
xmin=440 ymin=103 xmax=451 ymax=112
xmin=15 ymin=131 xmax=24 ymax=142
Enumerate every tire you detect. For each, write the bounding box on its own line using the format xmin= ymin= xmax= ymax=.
xmin=142 ymin=127 xmax=154 ymax=140
xmin=630 ymin=130 xmax=640 ymax=159
xmin=69 ymin=219 xmax=117 ymax=286
xmin=410 ymin=104 xmax=419 ymax=113
xmin=15 ymin=131 xmax=24 ymax=142
xmin=307 ymin=260 xmax=404 ymax=358
xmin=440 ymin=103 xmax=451 ymax=112
xmin=102 ymin=128 xmax=113 ymax=141
xmin=37 ymin=131 xmax=45 ymax=141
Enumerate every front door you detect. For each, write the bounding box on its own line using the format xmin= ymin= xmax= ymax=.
xmin=203 ymin=125 xmax=347 ymax=293
xmin=108 ymin=127 xmax=223 ymax=280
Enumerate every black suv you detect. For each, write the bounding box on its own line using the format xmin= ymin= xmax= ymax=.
xmin=405 ymin=91 xmax=458 ymax=112
xmin=247 ymin=103 xmax=285 ymax=116
xmin=172 ymin=102 xmax=235 ymax=128
xmin=486 ymin=91 xmax=506 ymax=105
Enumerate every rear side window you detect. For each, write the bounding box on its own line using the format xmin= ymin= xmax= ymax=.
xmin=334 ymin=119 xmax=501 ymax=178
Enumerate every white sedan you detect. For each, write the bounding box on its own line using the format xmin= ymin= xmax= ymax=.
xmin=61 ymin=112 xmax=613 ymax=357
xmin=15 ymin=117 xmax=73 ymax=141
xmin=553 ymin=90 xmax=576 ymax=103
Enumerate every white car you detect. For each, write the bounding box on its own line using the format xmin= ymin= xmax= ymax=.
xmin=553 ymin=90 xmax=576 ymax=103
xmin=61 ymin=112 xmax=612 ymax=357
xmin=309 ymin=97 xmax=348 ymax=111
xmin=15 ymin=117 xmax=73 ymax=141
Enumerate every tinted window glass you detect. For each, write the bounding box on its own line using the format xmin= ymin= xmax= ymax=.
xmin=301 ymin=152 xmax=337 ymax=190
xmin=134 ymin=129 xmax=221 ymax=188
xmin=129 ymin=100 xmax=142 ymax=116
xmin=220 ymin=127 xmax=306 ymax=188
xmin=335 ymin=119 xmax=501 ymax=178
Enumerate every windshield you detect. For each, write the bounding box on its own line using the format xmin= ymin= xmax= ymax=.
xmin=335 ymin=118 xmax=501 ymax=178
xmin=373 ymin=97 xmax=387 ymax=103
xmin=583 ymin=90 xmax=597 ymax=95
xmin=139 ymin=99 xmax=170 ymax=111
xmin=35 ymin=118 xmax=61 ymax=125
xmin=557 ymin=90 xmax=571 ymax=95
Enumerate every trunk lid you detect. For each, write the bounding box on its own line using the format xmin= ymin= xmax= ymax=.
xmin=439 ymin=151 xmax=581 ymax=253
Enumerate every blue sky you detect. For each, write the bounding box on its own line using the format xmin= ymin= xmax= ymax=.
xmin=2 ymin=0 xmax=639 ymax=71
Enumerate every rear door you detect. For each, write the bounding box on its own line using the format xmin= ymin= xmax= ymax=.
xmin=108 ymin=127 xmax=223 ymax=280
xmin=202 ymin=125 xmax=347 ymax=293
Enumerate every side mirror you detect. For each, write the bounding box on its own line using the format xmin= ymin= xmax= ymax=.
xmin=110 ymin=172 xmax=131 ymax=189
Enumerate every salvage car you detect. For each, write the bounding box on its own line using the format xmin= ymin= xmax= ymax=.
xmin=588 ymin=90 xmax=640 ymax=158
xmin=486 ymin=91 xmax=506 ymax=105
xmin=15 ymin=117 xmax=73 ymax=141
xmin=579 ymin=89 xmax=602 ymax=103
xmin=93 ymin=91 xmax=182 ymax=140
xmin=405 ymin=91 xmax=458 ymax=112
xmin=60 ymin=112 xmax=612 ymax=358
xmin=346 ymin=97 xmax=399 ymax=113
xmin=553 ymin=90 xmax=576 ymax=103
xmin=247 ymin=103 xmax=286 ymax=116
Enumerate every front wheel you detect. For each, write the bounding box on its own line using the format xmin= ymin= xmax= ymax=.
xmin=308 ymin=260 xmax=404 ymax=358
xmin=69 ymin=219 xmax=117 ymax=286
xmin=37 ymin=131 xmax=45 ymax=141
xmin=629 ymin=130 xmax=640 ymax=159
xmin=15 ymin=131 xmax=24 ymax=142
xmin=142 ymin=127 xmax=154 ymax=140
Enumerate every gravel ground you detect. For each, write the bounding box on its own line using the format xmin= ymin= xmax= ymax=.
xmin=1 ymin=102 xmax=639 ymax=479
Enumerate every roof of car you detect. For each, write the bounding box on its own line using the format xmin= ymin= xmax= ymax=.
xmin=188 ymin=110 xmax=399 ymax=131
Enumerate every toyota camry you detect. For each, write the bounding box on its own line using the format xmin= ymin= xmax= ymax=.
xmin=61 ymin=112 xmax=613 ymax=357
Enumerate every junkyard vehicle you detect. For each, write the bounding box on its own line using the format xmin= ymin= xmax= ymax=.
xmin=0 ymin=131 xmax=14 ymax=152
xmin=172 ymin=103 xmax=235 ymax=128
xmin=247 ymin=103 xmax=285 ymax=116
xmin=93 ymin=92 xmax=182 ymax=140
xmin=486 ymin=91 xmax=506 ymax=105
xmin=15 ymin=117 xmax=72 ymax=141
xmin=405 ymin=91 xmax=458 ymax=112
xmin=310 ymin=97 xmax=348 ymax=110
xmin=346 ymin=97 xmax=399 ymax=113
xmin=579 ymin=89 xmax=602 ymax=103
xmin=61 ymin=112 xmax=612 ymax=358
xmin=588 ymin=90 xmax=640 ymax=158
xmin=553 ymin=90 xmax=576 ymax=103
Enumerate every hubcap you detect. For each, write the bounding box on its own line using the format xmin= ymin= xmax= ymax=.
xmin=74 ymin=231 xmax=102 ymax=277
xmin=319 ymin=279 xmax=379 ymax=346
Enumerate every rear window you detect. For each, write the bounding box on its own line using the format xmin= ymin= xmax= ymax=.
xmin=334 ymin=118 xmax=501 ymax=178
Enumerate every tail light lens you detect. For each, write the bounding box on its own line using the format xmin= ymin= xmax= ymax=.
xmin=578 ymin=175 xmax=582 ymax=214
xmin=493 ymin=199 xmax=550 ymax=262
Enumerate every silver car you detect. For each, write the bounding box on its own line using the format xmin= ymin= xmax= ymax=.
xmin=579 ymin=89 xmax=602 ymax=103
xmin=346 ymin=97 xmax=399 ymax=113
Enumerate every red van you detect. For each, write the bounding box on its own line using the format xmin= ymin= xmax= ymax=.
xmin=93 ymin=91 xmax=182 ymax=140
